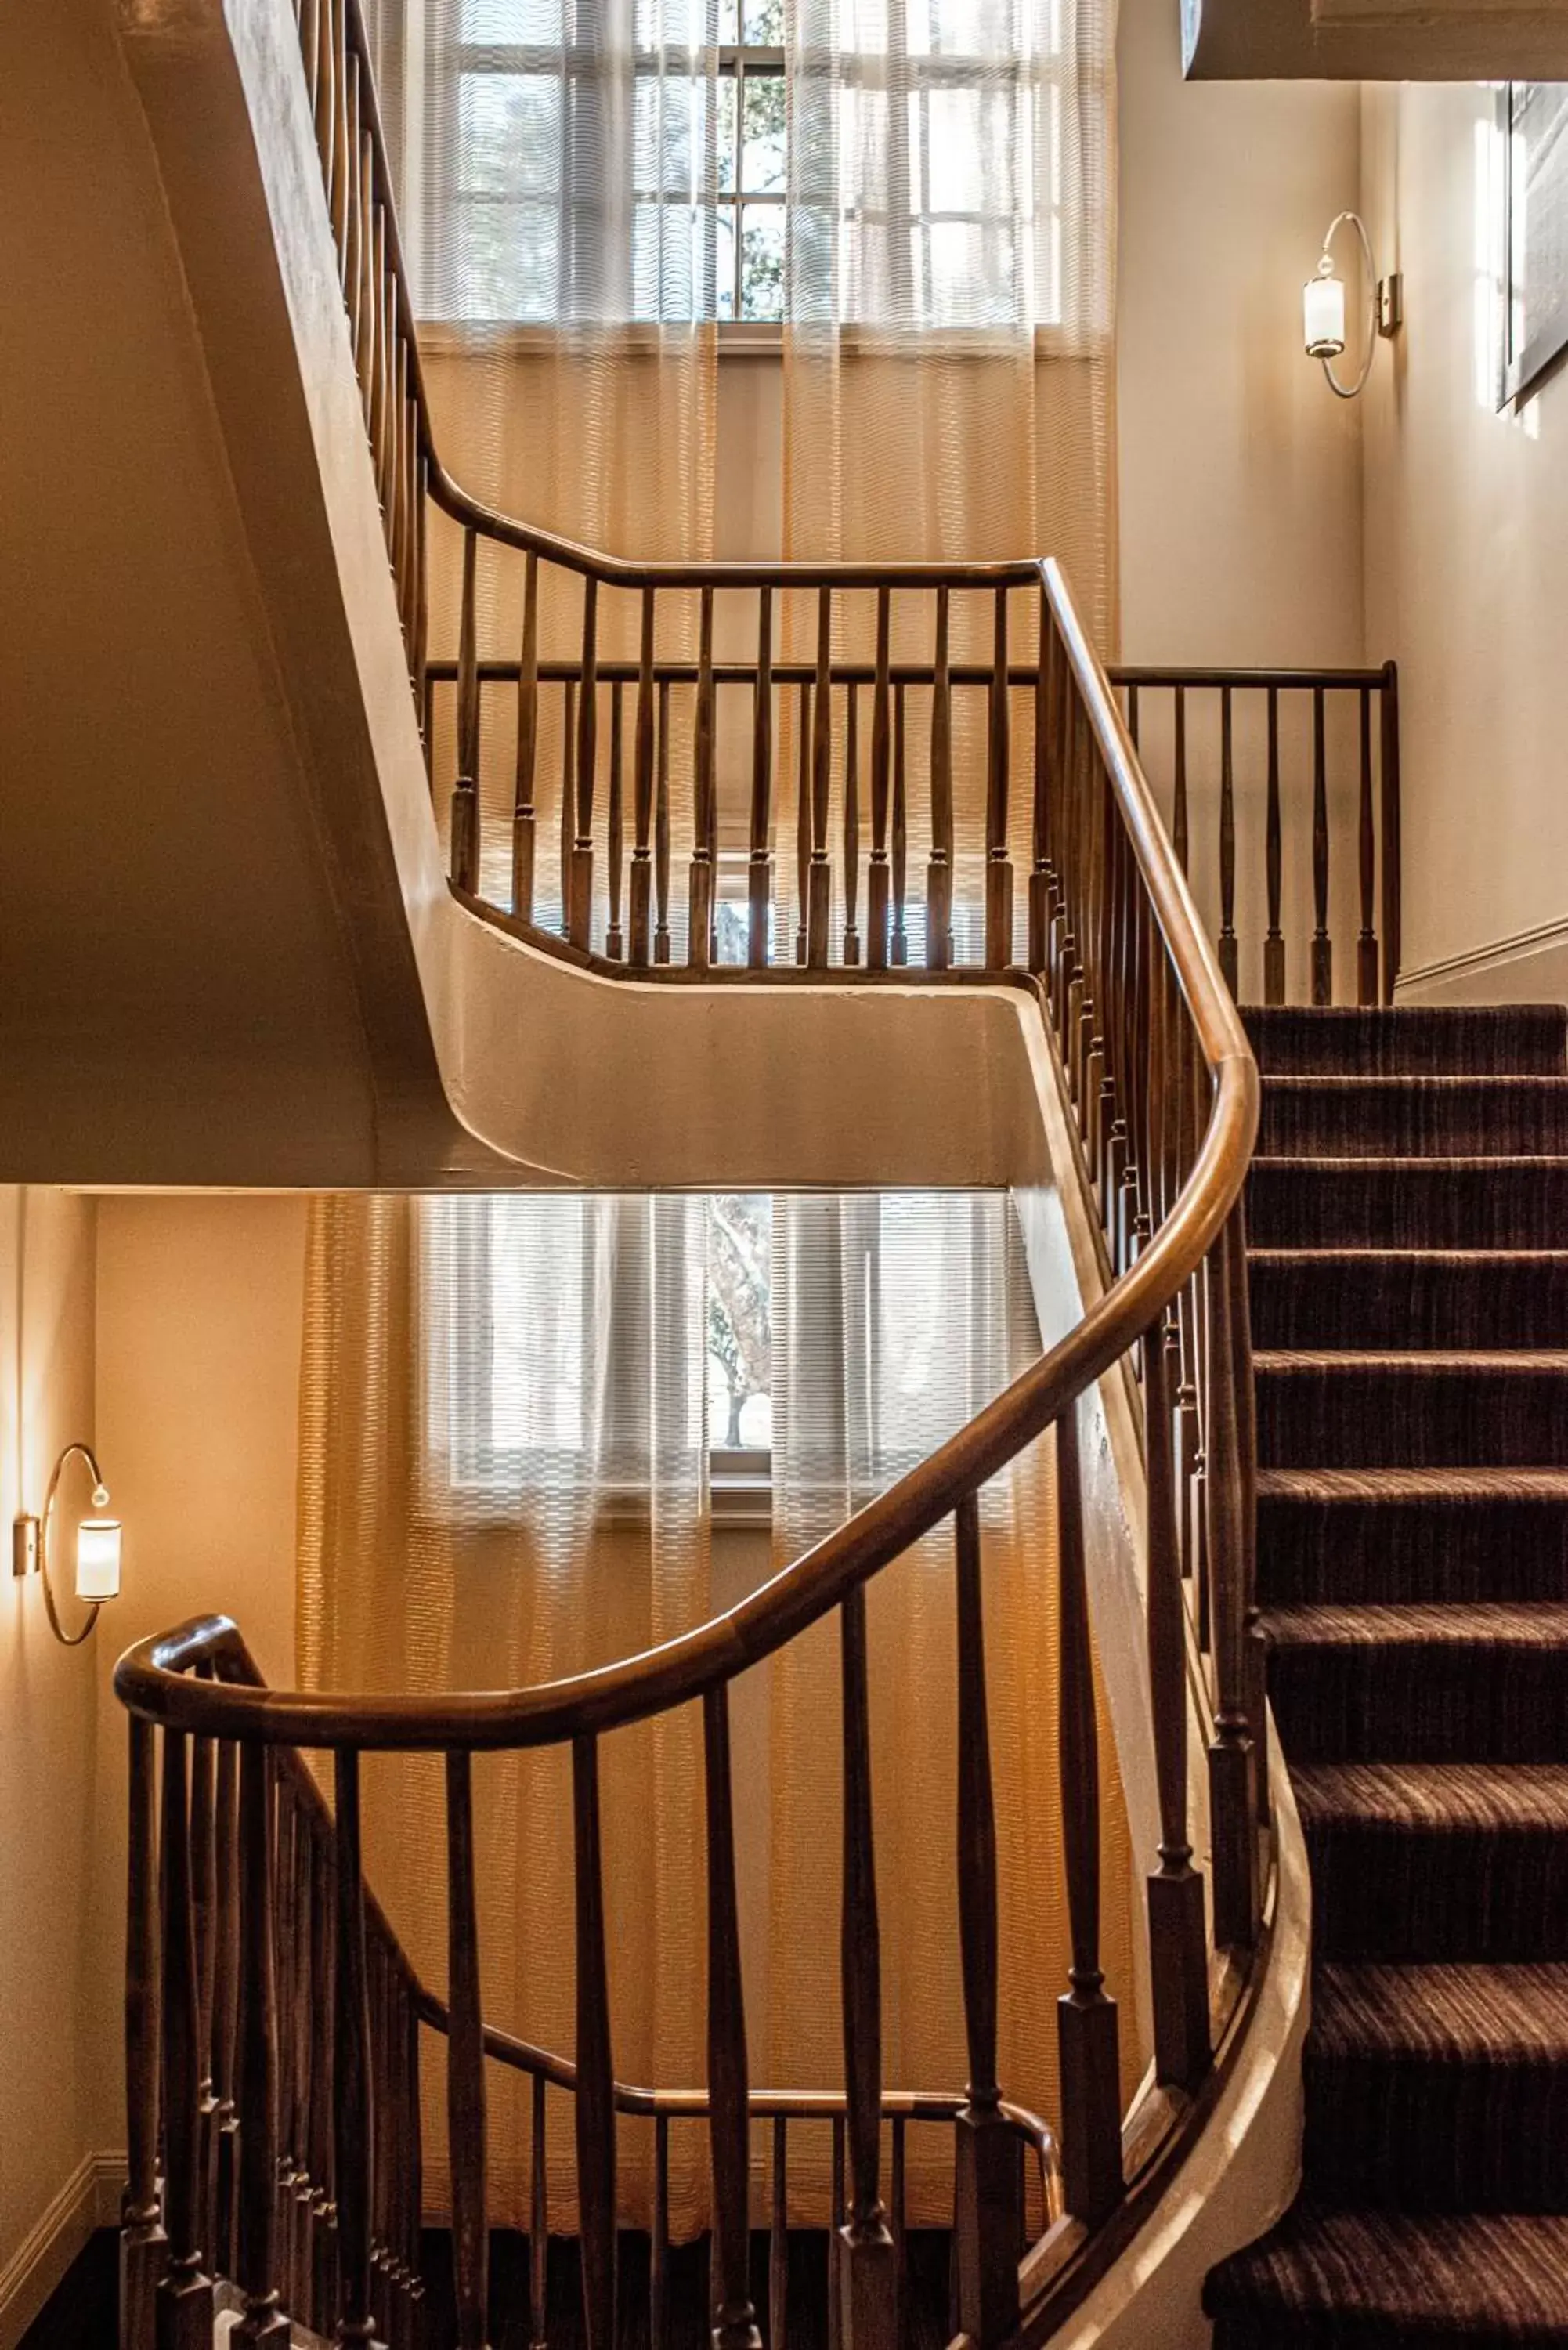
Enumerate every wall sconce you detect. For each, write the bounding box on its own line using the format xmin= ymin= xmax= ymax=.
xmin=13 ymin=1442 xmax=122 ymax=1647
xmin=1304 ymin=212 xmax=1402 ymax=400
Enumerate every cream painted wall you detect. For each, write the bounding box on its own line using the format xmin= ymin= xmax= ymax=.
xmin=1362 ymin=83 xmax=1568 ymax=1002
xmin=0 ymin=1189 xmax=103 ymax=2334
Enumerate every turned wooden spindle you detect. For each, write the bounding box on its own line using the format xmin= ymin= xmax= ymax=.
xmin=190 ymin=1729 xmax=219 ymax=2279
xmin=838 ymin=1589 xmax=896 ymax=2350
xmin=1263 ymin=685 xmax=1284 ymax=1006
xmin=1028 ymin=586 xmax=1053 ymax=977
xmin=952 ymin=1495 xmax=1021 ymax=2349
xmin=334 ymin=1752 xmax=377 ymax=2348
xmin=1357 ymin=685 xmax=1378 ymax=1005
xmin=750 ymin=587 xmax=775 ymax=967
xmin=927 ymin=588 xmax=953 ymax=969
xmin=827 ymin=2117 xmax=845 ymax=2350
xmin=1055 ymin=1408 xmax=1124 ymax=2229
xmin=160 ymin=1728 xmax=216 ymax=2348
xmin=630 ymin=588 xmax=656 ymax=967
xmin=1217 ymin=685 xmax=1237 ymax=994
xmin=808 ymin=590 xmax=834 ymax=967
xmin=212 ymin=1739 xmax=242 ymax=2281
xmin=446 ymin=1752 xmax=490 ymax=2350
xmin=1380 ymin=662 xmax=1401 ymax=1002
xmin=514 ymin=551 xmax=540 ymax=923
xmin=769 ymin=2117 xmax=789 ymax=2350
xmin=124 ymin=1719 xmax=167 ymax=2349
xmin=450 ymin=528 xmax=480 ymax=893
xmin=867 ymin=589 xmax=891 ymax=970
xmin=1205 ymin=1219 xmax=1261 ymax=1950
xmin=559 ymin=677 xmax=576 ymax=936
xmin=891 ymin=680 xmax=909 ymax=967
xmin=570 ymin=579 xmax=598 ymax=950
xmin=343 ymin=59 xmax=363 ymax=365
xmin=573 ymin=1737 xmax=617 ymax=2350
xmin=606 ymin=682 xmax=625 ymax=960
xmin=234 ymin=1745 xmax=287 ymax=2345
xmin=692 ymin=586 xmax=717 ymax=970
xmin=650 ymin=2113 xmax=670 ymax=2350
xmin=655 ymin=678 xmax=672 ymax=964
xmin=704 ymin=1688 xmax=761 ymax=2350
xmin=529 ymin=2072 xmax=548 ymax=2350
xmin=291 ymin=1807 xmax=315 ymax=2312
xmin=1172 ymin=685 xmax=1189 ymax=876
xmin=985 ymin=586 xmax=1013 ymax=970
xmin=1311 ymin=684 xmax=1332 ymax=1005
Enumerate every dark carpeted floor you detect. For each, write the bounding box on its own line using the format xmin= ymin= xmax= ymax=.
xmin=1205 ymin=1003 xmax=1568 ymax=2348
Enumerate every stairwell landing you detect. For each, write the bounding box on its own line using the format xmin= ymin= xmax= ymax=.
xmin=1205 ymin=1003 xmax=1568 ymax=2345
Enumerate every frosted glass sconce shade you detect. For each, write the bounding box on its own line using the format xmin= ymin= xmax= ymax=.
xmin=76 ymin=1517 xmax=122 ymax=1602
xmin=1304 ymin=266 xmax=1347 ymax=360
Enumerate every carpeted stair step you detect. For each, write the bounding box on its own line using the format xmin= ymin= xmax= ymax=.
xmin=1247 ymin=1156 xmax=1568 ymax=1249
xmin=1259 ymin=1470 xmax=1568 ymax=1607
xmin=1205 ymin=2204 xmax=1568 ymax=2347
xmin=1263 ymin=1603 xmax=1568 ymax=1762
xmin=1302 ymin=1961 xmax=1568 ymax=2213
xmin=1258 ymin=1076 xmax=1568 ymax=1159
xmin=1251 ymin=1251 xmax=1568 ymax=1351
xmin=1255 ymin=1350 xmax=1568 ymax=1470
xmin=1243 ymin=1003 xmax=1568 ymax=1079
xmin=1295 ymin=1760 xmax=1568 ymax=1961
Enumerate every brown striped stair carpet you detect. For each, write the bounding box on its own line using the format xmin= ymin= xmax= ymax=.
xmin=1203 ymin=1004 xmax=1568 ymax=2349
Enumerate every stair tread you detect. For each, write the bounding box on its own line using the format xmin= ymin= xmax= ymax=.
xmin=1253 ymin=1154 xmax=1568 ymax=1169
xmin=1256 ymin=1349 xmax=1568 ymax=1371
xmin=1294 ymin=1759 xmax=1568 ymax=1833
xmin=1259 ymin=1466 xmax=1568 ymax=1502
xmin=1265 ymin=1074 xmax=1568 ymax=1090
xmin=1206 ymin=2204 xmax=1568 ymax=2330
xmin=1251 ymin=1247 xmax=1568 ymax=1264
xmin=1313 ymin=1958 xmax=1568 ymax=2064
xmin=1264 ymin=1602 xmax=1568 ymax=1650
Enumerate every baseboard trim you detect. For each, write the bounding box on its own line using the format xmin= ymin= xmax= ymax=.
xmin=1396 ymin=913 xmax=1568 ymax=1000
xmin=0 ymin=2151 xmax=123 ymax=2350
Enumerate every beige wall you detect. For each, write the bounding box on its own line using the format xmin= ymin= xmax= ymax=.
xmin=1362 ymin=83 xmax=1568 ymax=1002
xmin=0 ymin=1189 xmax=103 ymax=2336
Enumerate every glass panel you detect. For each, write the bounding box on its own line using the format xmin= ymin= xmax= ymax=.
xmin=742 ymin=0 xmax=784 ymax=39
xmin=740 ymin=204 xmax=785 ymax=319
xmin=457 ymin=198 xmax=560 ymax=320
xmin=462 ymin=0 xmax=565 ymax=42
xmin=716 ymin=70 xmax=738 ymax=195
xmin=714 ymin=0 xmax=741 ymax=42
xmin=741 ymin=69 xmax=786 ymax=194
xmin=707 ymin=1196 xmax=772 ymax=1451
xmin=715 ymin=205 xmax=737 ymax=318
xmin=459 ymin=74 xmax=562 ymax=198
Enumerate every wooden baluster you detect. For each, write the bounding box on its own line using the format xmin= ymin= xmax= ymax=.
xmin=1230 ymin=1203 xmax=1268 ymax=1833
xmin=312 ymin=1826 xmax=340 ymax=2329
xmin=299 ymin=0 xmax=323 ymax=117
xmin=985 ymin=587 xmax=1013 ymax=970
xmin=574 ymin=1737 xmax=617 ymax=2350
xmin=796 ymin=678 xmax=812 ymax=965
xmin=1217 ymin=686 xmax=1237 ymax=994
xmin=1379 ymin=662 xmax=1401 ymax=1003
xmin=891 ymin=681 xmax=909 ymax=968
xmin=367 ymin=211 xmax=387 ymax=496
xmin=704 ymin=1689 xmax=761 ymax=2350
xmin=406 ymin=1987 xmax=425 ymax=2344
xmin=1055 ymin=1408 xmax=1124 ymax=2228
xmin=514 ymin=551 xmax=540 ymax=923
xmin=160 ymin=1730 xmax=215 ymax=2345
xmin=559 ymin=678 xmax=576 ymax=938
xmin=124 ymin=1719 xmax=167 ymax=2350
xmin=446 ymin=1752 xmax=490 ymax=2350
xmin=808 ymin=590 xmax=834 ymax=966
xmin=843 ymin=682 xmax=862 ymax=967
xmin=890 ymin=2119 xmax=905 ymax=2350
xmin=234 ymin=1747 xmax=288 ymax=2345
xmin=1357 ymin=685 xmax=1378 ymax=1004
xmin=291 ymin=1819 xmax=315 ymax=2312
xmin=952 ymin=1495 xmax=1021 ymax=2348
xmin=650 ymin=2113 xmax=670 ymax=2350
xmin=450 ymin=529 xmax=480 ymax=893
xmin=529 ymin=2073 xmax=549 ymax=2350
xmin=212 ymin=1741 xmax=242 ymax=2281
xmin=366 ymin=1936 xmax=388 ymax=2342
xmin=768 ymin=2118 xmax=788 ymax=2350
xmin=630 ymin=588 xmax=656 ymax=967
xmin=691 ymin=586 xmax=717 ymax=970
xmin=190 ymin=1729 xmax=220 ymax=2280
xmin=838 ymin=1589 xmax=895 ymax=2350
xmin=570 ymin=579 xmax=599 ymax=950
xmin=1205 ymin=1219 xmax=1262 ymax=1948
xmin=1143 ymin=1317 xmax=1212 ymax=2089
xmin=313 ymin=0 xmax=337 ymax=201
xmin=827 ymin=2117 xmax=845 ymax=2350
xmin=1263 ymin=685 xmax=1284 ymax=1005
xmin=1172 ymin=687 xmax=1189 ymax=876
xmin=750 ymin=588 xmax=775 ymax=967
xmin=655 ymin=679 xmax=673 ymax=964
xmin=1028 ymin=587 xmax=1053 ymax=977
xmin=414 ymin=454 xmax=430 ymax=732
xmin=343 ymin=60 xmax=363 ymax=365
xmin=606 ymin=682 xmax=626 ymax=960
xmin=867 ymin=590 xmax=891 ymax=971
xmin=1311 ymin=684 xmax=1332 ymax=1005
xmin=355 ymin=139 xmax=375 ymax=413
xmin=927 ymin=588 xmax=952 ymax=969
xmin=1126 ymin=682 xmax=1140 ymax=750
xmin=271 ymin=1789 xmax=294 ymax=2274
xmin=331 ymin=1755 xmax=374 ymax=2348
